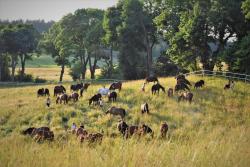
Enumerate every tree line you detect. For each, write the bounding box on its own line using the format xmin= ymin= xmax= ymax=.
xmin=0 ymin=0 xmax=250 ymax=82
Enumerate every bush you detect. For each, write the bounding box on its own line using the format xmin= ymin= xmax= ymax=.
xmin=14 ymin=71 xmax=33 ymax=82
xmin=99 ymin=65 xmax=122 ymax=79
xmin=69 ymin=62 xmax=82 ymax=81
xmin=34 ymin=77 xmax=47 ymax=83
xmin=153 ymin=56 xmax=181 ymax=76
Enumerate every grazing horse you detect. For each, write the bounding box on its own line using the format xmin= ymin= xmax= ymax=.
xmin=176 ymin=74 xmax=192 ymax=86
xmin=175 ymin=83 xmax=190 ymax=92
xmin=23 ymin=127 xmax=53 ymax=142
xmin=175 ymin=74 xmax=191 ymax=92
xmin=85 ymin=133 xmax=103 ymax=143
xmin=160 ymin=122 xmax=168 ymax=138
xmin=89 ymin=93 xmax=102 ymax=106
xmin=68 ymin=92 xmax=79 ymax=102
xmin=98 ymin=87 xmax=110 ymax=96
xmin=108 ymin=92 xmax=117 ymax=102
xmin=80 ymin=83 xmax=91 ymax=96
xmin=106 ymin=107 xmax=126 ymax=119
xmin=224 ymin=80 xmax=235 ymax=90
xmin=167 ymin=88 xmax=174 ymax=97
xmin=33 ymin=130 xmax=54 ymax=142
xmin=37 ymin=88 xmax=44 ymax=97
xmin=109 ymin=81 xmax=122 ymax=91
xmin=22 ymin=127 xmax=36 ymax=136
xmin=117 ymin=121 xmax=139 ymax=139
xmin=138 ymin=124 xmax=154 ymax=137
xmin=178 ymin=92 xmax=193 ymax=103
xmin=194 ymin=80 xmax=205 ymax=89
xmin=54 ymin=85 xmax=66 ymax=96
xmin=151 ymin=83 xmax=165 ymax=95
xmin=56 ymin=93 xmax=68 ymax=104
xmin=145 ymin=76 xmax=158 ymax=83
xmin=70 ymin=83 xmax=83 ymax=92
xmin=37 ymin=88 xmax=50 ymax=97
xmin=141 ymin=103 xmax=149 ymax=114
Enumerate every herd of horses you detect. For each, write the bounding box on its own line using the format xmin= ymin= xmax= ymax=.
xmin=24 ymin=75 xmax=235 ymax=143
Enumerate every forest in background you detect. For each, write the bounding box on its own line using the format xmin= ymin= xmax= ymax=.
xmin=0 ymin=0 xmax=250 ymax=82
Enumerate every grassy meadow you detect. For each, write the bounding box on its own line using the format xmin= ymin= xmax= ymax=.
xmin=0 ymin=76 xmax=249 ymax=167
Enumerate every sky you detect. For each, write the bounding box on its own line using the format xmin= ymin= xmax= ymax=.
xmin=0 ymin=0 xmax=118 ymax=21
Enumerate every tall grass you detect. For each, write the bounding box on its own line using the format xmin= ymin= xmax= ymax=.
xmin=0 ymin=76 xmax=249 ymax=167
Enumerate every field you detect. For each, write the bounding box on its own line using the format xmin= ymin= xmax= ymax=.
xmin=0 ymin=76 xmax=249 ymax=167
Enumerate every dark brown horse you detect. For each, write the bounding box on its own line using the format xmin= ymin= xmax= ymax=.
xmin=178 ymin=92 xmax=193 ymax=103
xmin=70 ymin=83 xmax=83 ymax=92
xmin=160 ymin=122 xmax=168 ymax=138
xmin=109 ymin=81 xmax=122 ymax=91
xmin=54 ymin=85 xmax=66 ymax=96
xmin=89 ymin=93 xmax=102 ymax=106
xmin=151 ymin=83 xmax=165 ymax=95
xmin=80 ymin=83 xmax=91 ymax=96
xmin=145 ymin=76 xmax=158 ymax=83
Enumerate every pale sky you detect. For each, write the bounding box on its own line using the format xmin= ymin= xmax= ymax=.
xmin=0 ymin=0 xmax=118 ymax=21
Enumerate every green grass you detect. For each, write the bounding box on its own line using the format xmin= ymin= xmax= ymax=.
xmin=0 ymin=76 xmax=249 ymax=167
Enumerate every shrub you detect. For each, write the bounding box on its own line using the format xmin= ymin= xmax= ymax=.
xmin=34 ymin=77 xmax=47 ymax=83
xmin=69 ymin=61 xmax=82 ymax=81
xmin=14 ymin=71 xmax=33 ymax=82
xmin=99 ymin=65 xmax=122 ymax=79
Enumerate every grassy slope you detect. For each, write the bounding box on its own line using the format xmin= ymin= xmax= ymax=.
xmin=0 ymin=76 xmax=249 ymax=167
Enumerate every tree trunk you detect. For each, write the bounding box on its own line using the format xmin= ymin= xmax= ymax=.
xmin=59 ymin=63 xmax=65 ymax=82
xmin=0 ymin=55 xmax=2 ymax=81
xmin=108 ymin=44 xmax=113 ymax=78
xmin=88 ymin=53 xmax=97 ymax=79
xmin=20 ymin=54 xmax=26 ymax=77
xmin=11 ymin=55 xmax=17 ymax=81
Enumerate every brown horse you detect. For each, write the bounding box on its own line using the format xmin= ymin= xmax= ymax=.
xmin=145 ymin=76 xmax=158 ymax=83
xmin=160 ymin=122 xmax=168 ymax=138
xmin=178 ymin=92 xmax=193 ymax=103
xmin=109 ymin=81 xmax=122 ymax=91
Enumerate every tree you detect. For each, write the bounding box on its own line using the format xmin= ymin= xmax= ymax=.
xmin=1 ymin=25 xmax=20 ymax=81
xmin=0 ymin=27 xmax=11 ymax=81
xmin=103 ymin=6 xmax=122 ymax=77
xmin=85 ymin=20 xmax=105 ymax=79
xmin=155 ymin=0 xmax=250 ymax=71
xmin=16 ymin=24 xmax=39 ymax=78
xmin=242 ymin=0 xmax=250 ymax=19
xmin=39 ymin=22 xmax=70 ymax=82
xmin=118 ymin=0 xmax=147 ymax=79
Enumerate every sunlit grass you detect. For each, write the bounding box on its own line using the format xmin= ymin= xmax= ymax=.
xmin=0 ymin=76 xmax=249 ymax=167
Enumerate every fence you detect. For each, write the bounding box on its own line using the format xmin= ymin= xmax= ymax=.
xmin=183 ymin=70 xmax=250 ymax=83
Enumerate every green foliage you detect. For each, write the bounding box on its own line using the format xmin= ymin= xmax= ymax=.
xmin=242 ymin=0 xmax=250 ymax=20
xmin=223 ymin=34 xmax=250 ymax=74
xmin=69 ymin=61 xmax=82 ymax=81
xmin=99 ymin=65 xmax=121 ymax=79
xmin=155 ymin=0 xmax=250 ymax=72
xmin=14 ymin=71 xmax=33 ymax=82
xmin=153 ymin=55 xmax=180 ymax=76
xmin=34 ymin=77 xmax=47 ymax=83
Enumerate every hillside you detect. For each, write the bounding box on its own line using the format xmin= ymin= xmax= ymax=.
xmin=0 ymin=76 xmax=249 ymax=167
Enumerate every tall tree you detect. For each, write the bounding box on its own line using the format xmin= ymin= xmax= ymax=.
xmin=118 ymin=0 xmax=146 ymax=79
xmin=86 ymin=20 xmax=105 ymax=79
xmin=60 ymin=9 xmax=104 ymax=80
xmin=39 ymin=22 xmax=70 ymax=82
xmin=17 ymin=24 xmax=39 ymax=77
xmin=103 ymin=6 xmax=122 ymax=77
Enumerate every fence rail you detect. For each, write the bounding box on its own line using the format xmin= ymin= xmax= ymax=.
xmin=184 ymin=70 xmax=250 ymax=83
